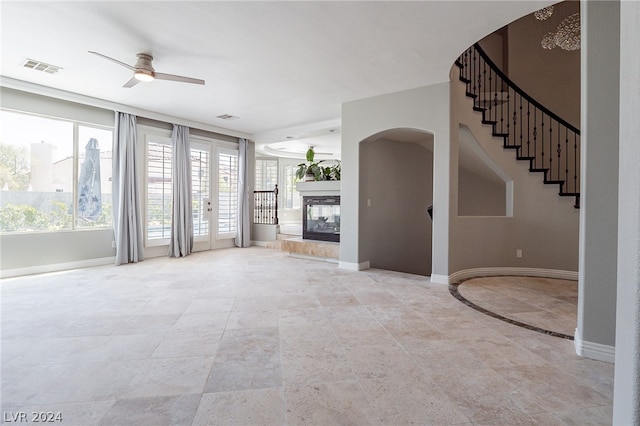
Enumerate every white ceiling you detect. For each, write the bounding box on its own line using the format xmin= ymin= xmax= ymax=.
xmin=0 ymin=1 xmax=547 ymax=158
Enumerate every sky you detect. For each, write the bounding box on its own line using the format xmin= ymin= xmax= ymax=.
xmin=0 ymin=110 xmax=112 ymax=163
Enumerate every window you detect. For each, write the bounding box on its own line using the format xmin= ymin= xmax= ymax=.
xmin=218 ymin=149 xmax=238 ymax=237
xmin=77 ymin=126 xmax=113 ymax=228
xmin=0 ymin=109 xmax=112 ymax=233
xmin=284 ymin=164 xmax=301 ymax=209
xmin=146 ymin=140 xmax=172 ymax=242
xmin=255 ymin=159 xmax=277 ymax=191
xmin=191 ymin=146 xmax=210 ymax=239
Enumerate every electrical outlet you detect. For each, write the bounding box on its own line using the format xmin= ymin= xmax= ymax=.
xmin=112 ymin=241 xmax=116 ymax=248
xmin=367 ymin=199 xmax=371 ymax=207
xmin=516 ymin=249 xmax=522 ymax=258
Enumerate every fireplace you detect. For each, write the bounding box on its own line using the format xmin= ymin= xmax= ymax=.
xmin=303 ymin=196 xmax=340 ymax=242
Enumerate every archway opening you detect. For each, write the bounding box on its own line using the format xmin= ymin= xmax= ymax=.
xmin=359 ymin=129 xmax=433 ymax=276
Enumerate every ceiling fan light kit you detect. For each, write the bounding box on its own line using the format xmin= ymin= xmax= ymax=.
xmin=134 ymin=70 xmax=155 ymax=82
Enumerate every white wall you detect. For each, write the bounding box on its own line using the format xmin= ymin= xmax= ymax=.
xmin=341 ymin=83 xmax=450 ymax=275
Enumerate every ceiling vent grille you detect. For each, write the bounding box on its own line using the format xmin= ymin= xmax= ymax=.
xmin=22 ymin=59 xmax=62 ymax=74
xmin=217 ymin=114 xmax=239 ymax=120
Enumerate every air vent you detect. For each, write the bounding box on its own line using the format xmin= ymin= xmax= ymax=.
xmin=22 ymin=59 xmax=62 ymax=74
xmin=217 ymin=114 xmax=239 ymax=120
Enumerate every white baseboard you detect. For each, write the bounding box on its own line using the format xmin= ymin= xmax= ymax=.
xmin=1 ymin=257 xmax=116 ymax=279
xmin=448 ymin=267 xmax=578 ymax=284
xmin=338 ymin=260 xmax=370 ymax=271
xmin=429 ymin=274 xmax=450 ymax=285
xmin=251 ymin=241 xmax=268 ymax=247
xmin=574 ymin=328 xmax=615 ymax=363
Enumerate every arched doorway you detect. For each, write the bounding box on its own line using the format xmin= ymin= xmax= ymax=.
xmin=359 ymin=129 xmax=433 ymax=276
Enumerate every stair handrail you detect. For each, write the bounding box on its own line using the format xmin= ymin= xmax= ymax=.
xmin=466 ymin=43 xmax=580 ymax=135
xmin=456 ymin=42 xmax=581 ymax=207
xmin=253 ymin=184 xmax=279 ymax=225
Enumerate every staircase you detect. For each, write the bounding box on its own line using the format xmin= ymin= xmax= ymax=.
xmin=455 ymin=43 xmax=581 ymax=208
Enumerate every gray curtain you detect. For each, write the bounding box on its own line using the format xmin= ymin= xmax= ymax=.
xmin=235 ymin=138 xmax=251 ymax=247
xmin=169 ymin=124 xmax=193 ymax=257
xmin=112 ymin=112 xmax=144 ymax=265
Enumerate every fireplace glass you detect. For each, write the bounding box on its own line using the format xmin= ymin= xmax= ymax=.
xmin=303 ymin=196 xmax=340 ymax=242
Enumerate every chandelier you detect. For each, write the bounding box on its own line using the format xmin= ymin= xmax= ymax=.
xmin=554 ymin=13 xmax=581 ymax=51
xmin=534 ymin=6 xmax=554 ymax=20
xmin=534 ymin=3 xmax=580 ymax=51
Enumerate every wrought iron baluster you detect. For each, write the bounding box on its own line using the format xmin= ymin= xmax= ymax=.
xmin=556 ymin=121 xmax=561 ymax=189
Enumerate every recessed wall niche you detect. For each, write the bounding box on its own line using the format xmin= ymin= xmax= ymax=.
xmin=458 ymin=125 xmax=512 ymax=217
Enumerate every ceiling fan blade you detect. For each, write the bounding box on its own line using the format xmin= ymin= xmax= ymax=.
xmin=123 ymin=77 xmax=140 ymax=88
xmin=155 ymin=72 xmax=205 ymax=85
xmin=88 ymin=51 xmax=135 ymax=71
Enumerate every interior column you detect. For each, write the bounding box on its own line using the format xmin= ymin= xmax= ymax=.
xmin=576 ymin=0 xmax=620 ymax=361
xmin=613 ymin=0 xmax=640 ymax=422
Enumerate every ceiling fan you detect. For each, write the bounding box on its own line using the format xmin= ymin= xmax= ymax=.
xmin=88 ymin=51 xmax=205 ymax=88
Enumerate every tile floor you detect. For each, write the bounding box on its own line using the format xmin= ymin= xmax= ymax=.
xmin=456 ymin=276 xmax=578 ymax=338
xmin=1 ymin=248 xmax=613 ymax=425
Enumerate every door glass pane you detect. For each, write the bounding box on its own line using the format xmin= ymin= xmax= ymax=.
xmin=218 ymin=151 xmax=238 ymax=235
xmin=147 ymin=142 xmax=172 ymax=240
xmin=191 ymin=147 xmax=210 ymax=237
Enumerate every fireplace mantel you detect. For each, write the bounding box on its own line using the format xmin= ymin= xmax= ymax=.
xmin=295 ymin=180 xmax=340 ymax=197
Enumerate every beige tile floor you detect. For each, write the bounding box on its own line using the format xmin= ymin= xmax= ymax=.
xmin=457 ymin=276 xmax=578 ymax=337
xmin=1 ymin=248 xmax=613 ymax=425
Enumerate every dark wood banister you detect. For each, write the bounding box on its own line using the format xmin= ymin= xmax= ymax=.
xmin=470 ymin=43 xmax=580 ymax=135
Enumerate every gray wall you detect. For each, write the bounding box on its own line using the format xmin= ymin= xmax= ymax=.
xmin=449 ymin=65 xmax=580 ymax=273
xmin=1 ymin=88 xmax=116 ymax=275
xmin=506 ymin=1 xmax=581 ymax=128
xmin=614 ymin=0 xmax=640 ymax=421
xmin=458 ymin=168 xmax=506 ymax=216
xmin=341 ymin=83 xmax=451 ymax=276
xmin=360 ymin=137 xmax=433 ymax=276
xmin=577 ymin=0 xmax=620 ymax=353
xmin=0 ymin=88 xmax=245 ymax=276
